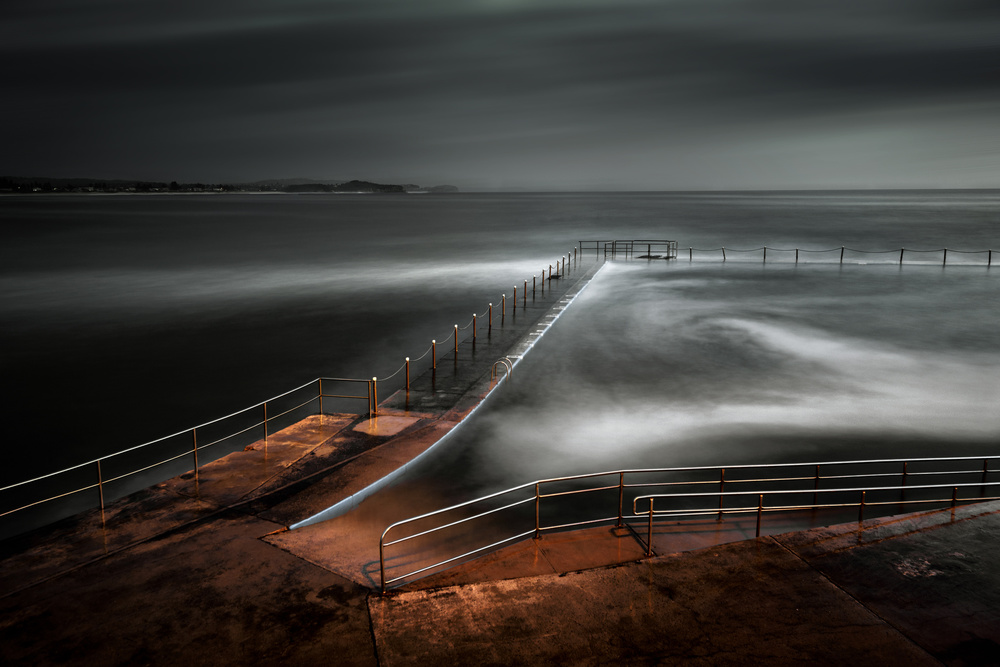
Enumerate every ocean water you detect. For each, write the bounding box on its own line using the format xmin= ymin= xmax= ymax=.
xmin=1 ymin=191 xmax=998 ymax=513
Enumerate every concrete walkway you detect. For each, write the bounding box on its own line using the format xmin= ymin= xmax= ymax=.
xmin=3 ymin=489 xmax=1000 ymax=664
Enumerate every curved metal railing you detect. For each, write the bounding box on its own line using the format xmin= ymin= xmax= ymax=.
xmin=378 ymin=454 xmax=999 ymax=592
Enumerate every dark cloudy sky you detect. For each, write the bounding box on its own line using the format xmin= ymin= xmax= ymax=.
xmin=4 ymin=0 xmax=999 ymax=190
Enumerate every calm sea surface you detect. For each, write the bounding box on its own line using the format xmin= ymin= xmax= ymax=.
xmin=2 ymin=191 xmax=998 ymax=502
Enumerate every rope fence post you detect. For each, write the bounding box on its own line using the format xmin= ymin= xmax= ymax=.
xmin=722 ymin=247 xmax=726 ymax=262
xmin=405 ymin=357 xmax=410 ymax=391
xmin=795 ymin=248 xmax=799 ymax=264
xmin=533 ymin=275 xmax=536 ymax=298
xmin=513 ymin=286 xmax=517 ymax=312
xmin=372 ymin=377 xmax=378 ymax=417
xmin=943 ymin=248 xmax=948 ymax=266
xmin=689 ymin=247 xmax=693 ymax=261
xmin=763 ymin=246 xmax=767 ymax=263
xmin=858 ymin=490 xmax=866 ymax=523
xmin=472 ymin=314 xmax=477 ymax=342
xmin=501 ymin=294 xmax=506 ymax=325
xmin=318 ymin=378 xmax=323 ymax=416
xmin=454 ymin=325 xmax=458 ymax=356
xmin=840 ymin=246 xmax=845 ymax=264
xmin=488 ymin=304 xmax=492 ymax=334
xmin=900 ymin=248 xmax=904 ymax=264
xmin=523 ymin=280 xmax=527 ymax=307
xmin=263 ymin=401 xmax=268 ymax=455
xmin=432 ymin=340 xmax=436 ymax=369
xmin=756 ymin=494 xmax=763 ymax=537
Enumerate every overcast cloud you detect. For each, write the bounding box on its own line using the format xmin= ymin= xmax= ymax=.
xmin=3 ymin=0 xmax=999 ymax=189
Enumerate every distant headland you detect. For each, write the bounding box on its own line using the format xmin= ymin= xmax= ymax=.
xmin=0 ymin=176 xmax=458 ymax=195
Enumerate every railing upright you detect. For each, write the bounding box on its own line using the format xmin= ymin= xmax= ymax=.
xmin=534 ymin=483 xmax=541 ymax=539
xmin=192 ymin=428 xmax=199 ymax=484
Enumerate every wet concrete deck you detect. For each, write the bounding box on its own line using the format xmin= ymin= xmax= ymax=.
xmin=4 ymin=485 xmax=1000 ymax=665
xmin=3 ymin=252 xmax=1000 ymax=664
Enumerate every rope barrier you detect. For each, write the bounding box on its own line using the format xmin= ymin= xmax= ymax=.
xmin=684 ymin=246 xmax=993 ymax=261
xmin=410 ymin=345 xmax=433 ymax=363
xmin=378 ymin=360 xmax=408 ymax=383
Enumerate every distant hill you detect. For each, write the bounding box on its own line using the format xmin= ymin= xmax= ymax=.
xmin=0 ymin=176 xmax=458 ymax=194
xmin=284 ymin=180 xmax=404 ymax=193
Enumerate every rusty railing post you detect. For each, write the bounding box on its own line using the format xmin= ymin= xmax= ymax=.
xmin=982 ymin=458 xmax=990 ymax=497
xmin=646 ymin=498 xmax=654 ymax=557
xmin=372 ymin=377 xmax=378 ymax=416
xmin=859 ymin=490 xmax=866 ymax=523
xmin=379 ymin=538 xmax=387 ymax=594
xmin=192 ymin=428 xmax=199 ymax=484
xmin=534 ymin=482 xmax=541 ymax=539
xmin=756 ymin=494 xmax=763 ymax=537
xmin=813 ymin=464 xmax=820 ymax=506
xmin=617 ymin=472 xmax=624 ymax=528
xmin=318 ymin=378 xmax=323 ymax=416
xmin=96 ymin=460 xmax=106 ymax=525
xmin=717 ymin=468 xmax=725 ymax=520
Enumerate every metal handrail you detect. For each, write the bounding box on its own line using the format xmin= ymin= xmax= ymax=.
xmin=578 ymin=239 xmax=679 ymax=260
xmin=377 ymin=455 xmax=997 ymax=592
xmin=0 ymin=376 xmax=374 ymax=528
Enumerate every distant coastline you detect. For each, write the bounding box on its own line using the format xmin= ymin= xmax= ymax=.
xmin=0 ymin=176 xmax=458 ymax=195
